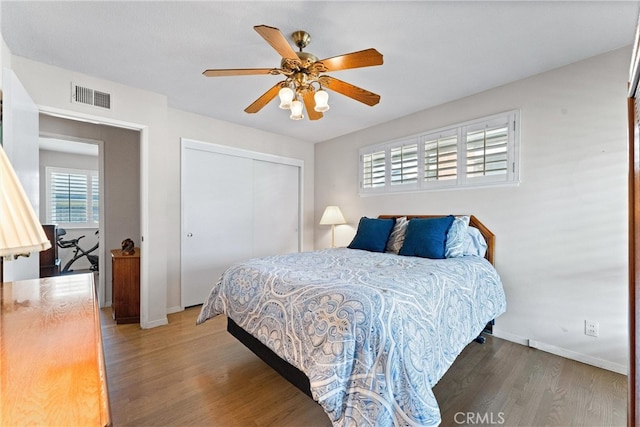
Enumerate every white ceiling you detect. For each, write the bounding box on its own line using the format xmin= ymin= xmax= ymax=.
xmin=2 ymin=1 xmax=639 ymax=144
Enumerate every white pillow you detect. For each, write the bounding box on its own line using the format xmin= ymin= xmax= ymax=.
xmin=445 ymin=216 xmax=470 ymax=258
xmin=463 ymin=226 xmax=487 ymax=258
xmin=385 ymin=216 xmax=408 ymax=254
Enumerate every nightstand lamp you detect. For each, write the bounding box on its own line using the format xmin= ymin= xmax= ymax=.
xmin=319 ymin=205 xmax=346 ymax=248
xmin=0 ymin=143 xmax=51 ymax=281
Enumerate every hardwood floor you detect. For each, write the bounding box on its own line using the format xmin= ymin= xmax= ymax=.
xmin=432 ymin=335 xmax=627 ymax=427
xmin=100 ymin=307 xmax=627 ymax=426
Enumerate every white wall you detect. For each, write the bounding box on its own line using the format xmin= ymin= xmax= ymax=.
xmin=10 ymin=55 xmax=314 ymax=326
xmin=314 ymin=47 xmax=630 ymax=373
xmin=1 ymin=24 xmax=11 ymax=81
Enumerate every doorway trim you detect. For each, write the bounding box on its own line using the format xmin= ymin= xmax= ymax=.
xmin=37 ymin=105 xmax=154 ymax=328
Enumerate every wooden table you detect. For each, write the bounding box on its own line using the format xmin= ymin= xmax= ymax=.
xmin=0 ymin=273 xmax=111 ymax=426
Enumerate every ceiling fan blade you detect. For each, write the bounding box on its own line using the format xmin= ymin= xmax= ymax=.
xmin=254 ymin=25 xmax=299 ymax=61
xmin=319 ymin=48 xmax=383 ymax=72
xmin=203 ymin=68 xmax=274 ymax=77
xmin=322 ymin=76 xmax=380 ymax=106
xmin=244 ymin=81 xmax=284 ymax=114
xmin=302 ymin=91 xmax=323 ymax=121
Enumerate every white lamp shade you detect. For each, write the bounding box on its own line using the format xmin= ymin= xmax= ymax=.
xmin=0 ymin=143 xmax=51 ymax=257
xmin=314 ymin=90 xmax=330 ymax=112
xmin=289 ymin=99 xmax=304 ymax=120
xmin=278 ymin=87 xmax=294 ymax=109
xmin=319 ymin=206 xmax=346 ymax=225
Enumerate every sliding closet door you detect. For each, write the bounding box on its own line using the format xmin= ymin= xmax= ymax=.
xmin=181 ymin=147 xmax=253 ymax=307
xmin=252 ymin=160 xmax=300 ymax=257
xmin=181 ymin=139 xmax=302 ymax=308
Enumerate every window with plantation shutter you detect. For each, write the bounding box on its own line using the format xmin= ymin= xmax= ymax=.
xmin=424 ymin=131 xmax=458 ymax=182
xmin=464 ymin=117 xmax=510 ymax=182
xmin=390 ymin=142 xmax=418 ymax=186
xmin=361 ymin=149 xmax=386 ymax=190
xmin=46 ymin=167 xmax=99 ymax=227
xmin=359 ymin=110 xmax=520 ymax=194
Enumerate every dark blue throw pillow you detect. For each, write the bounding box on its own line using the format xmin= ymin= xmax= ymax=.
xmin=398 ymin=216 xmax=456 ymax=259
xmin=348 ymin=217 xmax=396 ymax=252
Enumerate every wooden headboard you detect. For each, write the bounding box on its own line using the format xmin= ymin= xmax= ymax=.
xmin=377 ymin=215 xmax=495 ymax=265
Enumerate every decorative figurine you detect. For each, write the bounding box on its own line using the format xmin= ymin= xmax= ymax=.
xmin=121 ymin=238 xmax=135 ymax=255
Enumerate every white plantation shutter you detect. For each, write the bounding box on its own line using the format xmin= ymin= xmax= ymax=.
xmin=359 ymin=110 xmax=519 ymax=194
xmin=361 ymin=149 xmax=386 ymax=191
xmin=424 ymin=131 xmax=458 ymax=183
xmin=92 ymin=177 xmax=100 ymax=222
xmin=52 ymin=172 xmax=87 ymax=222
xmin=390 ymin=142 xmax=418 ymax=186
xmin=464 ymin=116 xmax=511 ymax=183
xmin=46 ymin=167 xmax=99 ymax=227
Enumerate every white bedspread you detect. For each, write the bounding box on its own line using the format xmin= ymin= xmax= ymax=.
xmin=197 ymin=248 xmax=506 ymax=426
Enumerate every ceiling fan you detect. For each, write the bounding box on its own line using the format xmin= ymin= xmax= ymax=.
xmin=203 ymin=25 xmax=383 ymax=121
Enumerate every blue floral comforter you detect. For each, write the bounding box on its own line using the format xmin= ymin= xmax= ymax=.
xmin=197 ymin=248 xmax=506 ymax=426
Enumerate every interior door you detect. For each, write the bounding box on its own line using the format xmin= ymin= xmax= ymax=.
xmin=2 ymin=68 xmax=41 ymax=281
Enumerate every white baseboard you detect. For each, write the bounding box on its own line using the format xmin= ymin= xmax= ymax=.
xmin=140 ymin=316 xmax=168 ymax=329
xmin=166 ymin=305 xmax=183 ymax=314
xmin=493 ymin=329 xmax=627 ymax=375
xmin=492 ymin=329 xmax=528 ymax=346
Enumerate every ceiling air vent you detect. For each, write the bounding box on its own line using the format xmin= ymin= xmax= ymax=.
xmin=71 ymin=83 xmax=111 ymax=109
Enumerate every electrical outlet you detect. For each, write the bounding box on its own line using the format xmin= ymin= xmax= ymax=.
xmin=585 ymin=320 xmax=599 ymax=337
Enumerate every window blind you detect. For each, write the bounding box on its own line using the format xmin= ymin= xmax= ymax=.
xmin=362 ymin=150 xmax=386 ymax=189
xmin=47 ymin=167 xmax=99 ymax=226
xmin=424 ymin=133 xmax=458 ymax=182
xmin=466 ymin=124 xmax=509 ymax=178
xmin=359 ymin=110 xmax=519 ymax=194
xmin=391 ymin=143 xmax=418 ymax=185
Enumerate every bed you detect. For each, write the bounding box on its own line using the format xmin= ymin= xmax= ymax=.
xmin=197 ymin=215 xmax=506 ymax=426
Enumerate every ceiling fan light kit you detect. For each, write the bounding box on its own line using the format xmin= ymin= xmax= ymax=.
xmin=203 ymin=25 xmax=383 ymax=121
xmin=313 ymin=90 xmax=330 ymax=112
xmin=289 ymin=99 xmax=304 ymax=120
xmin=278 ymin=86 xmax=294 ymax=109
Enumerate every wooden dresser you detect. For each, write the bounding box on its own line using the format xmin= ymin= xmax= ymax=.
xmin=0 ymin=273 xmax=111 ymax=426
xmin=111 ymin=248 xmax=140 ymax=324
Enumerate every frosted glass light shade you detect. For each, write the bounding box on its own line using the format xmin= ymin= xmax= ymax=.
xmin=319 ymin=206 xmax=346 ymax=225
xmin=314 ymin=90 xmax=330 ymax=112
xmin=289 ymin=100 xmax=304 ymax=120
xmin=0 ymin=143 xmax=51 ymax=258
xmin=278 ymin=87 xmax=294 ymax=109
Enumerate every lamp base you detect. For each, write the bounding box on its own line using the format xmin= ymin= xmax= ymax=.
xmin=330 ymin=225 xmax=336 ymax=248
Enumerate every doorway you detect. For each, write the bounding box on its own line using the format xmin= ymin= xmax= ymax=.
xmin=38 ymin=135 xmax=102 ymax=291
xmin=38 ymin=113 xmax=141 ymax=310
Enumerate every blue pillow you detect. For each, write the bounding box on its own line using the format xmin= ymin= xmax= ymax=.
xmin=348 ymin=217 xmax=396 ymax=252
xmin=399 ymin=216 xmax=456 ymax=259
